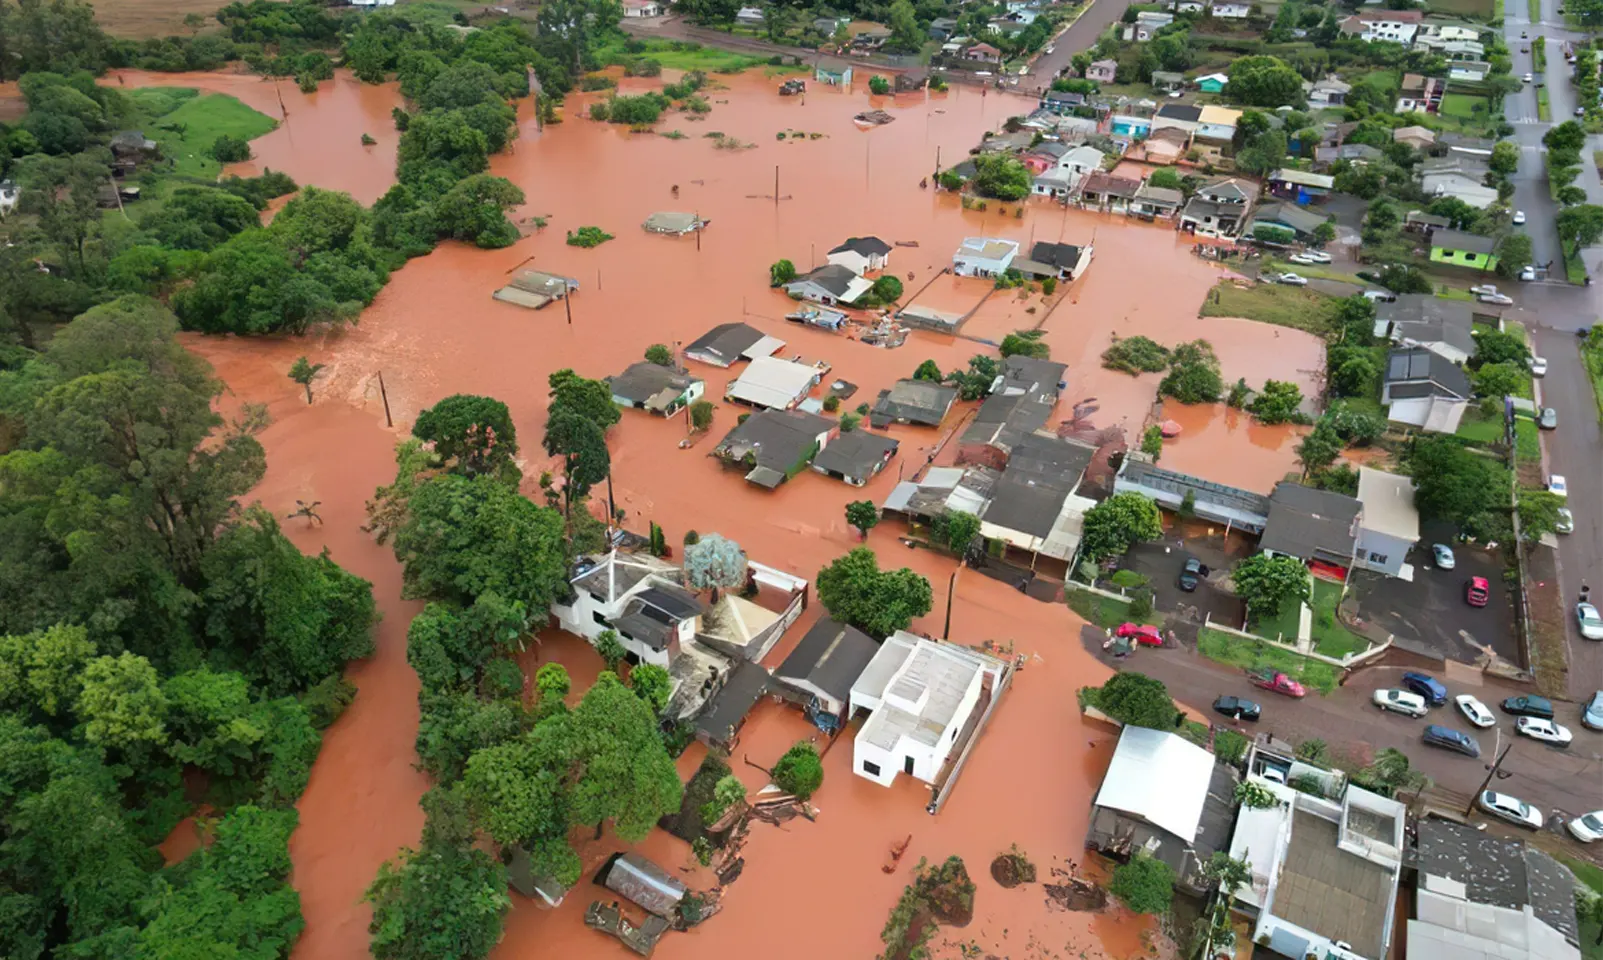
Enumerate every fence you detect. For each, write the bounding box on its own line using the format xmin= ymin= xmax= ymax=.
xmin=1201 ymin=614 xmax=1393 ymax=669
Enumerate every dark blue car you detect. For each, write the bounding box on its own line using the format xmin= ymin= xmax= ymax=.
xmin=1422 ymin=724 xmax=1481 ymax=758
xmin=1401 ymin=671 xmax=1448 ymax=706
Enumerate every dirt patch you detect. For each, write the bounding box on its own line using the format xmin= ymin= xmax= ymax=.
xmin=88 ymin=0 xmax=231 ymax=37
xmin=989 ymin=847 xmax=1037 ymax=888
xmin=1041 ymin=863 xmax=1109 ymax=912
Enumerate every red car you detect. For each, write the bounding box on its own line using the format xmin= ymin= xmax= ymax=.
xmin=1466 ymin=576 xmax=1490 ymax=608
xmin=1115 ymin=623 xmax=1165 ymax=647
xmin=1248 ymin=669 xmax=1307 ymax=698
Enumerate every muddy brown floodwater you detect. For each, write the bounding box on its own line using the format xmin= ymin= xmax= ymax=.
xmin=119 ymin=65 xmax=1327 ymax=959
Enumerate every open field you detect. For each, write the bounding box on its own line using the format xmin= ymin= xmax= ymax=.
xmin=81 ymin=0 xmax=227 ymax=37
xmin=129 ymin=87 xmax=279 ymax=181
xmin=1199 ymin=281 xmax=1342 ymax=335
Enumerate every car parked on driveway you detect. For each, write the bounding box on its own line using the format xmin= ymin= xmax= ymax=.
xmin=1569 ymin=811 xmax=1603 ymax=843
xmin=1515 ymin=716 xmax=1573 ymax=746
xmin=1479 ymin=790 xmax=1544 ymax=829
xmin=1583 ymin=691 xmax=1603 ymax=731
xmin=1401 ymin=671 xmax=1448 ymax=705
xmin=1422 ymin=724 xmax=1481 ymax=757
xmin=1248 ymin=669 xmax=1307 ymax=698
xmin=1115 ymin=623 xmax=1165 ymax=647
xmin=1276 ymin=272 xmax=1308 ymax=286
xmin=1432 ymin=543 xmax=1456 ymax=569
xmin=1466 ymin=577 xmax=1490 ymax=608
xmin=1502 ymin=695 xmax=1555 ymax=719
xmin=1213 ymin=695 xmax=1261 ymax=721
xmin=1374 ymin=688 xmax=1429 ymax=717
xmin=1177 ymin=557 xmax=1207 ymax=592
xmin=1577 ymin=602 xmax=1603 ymax=640
xmin=1455 ymin=694 xmax=1496 ymax=728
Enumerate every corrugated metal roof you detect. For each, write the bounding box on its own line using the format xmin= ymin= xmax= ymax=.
xmin=1093 ymin=726 xmax=1214 ymax=841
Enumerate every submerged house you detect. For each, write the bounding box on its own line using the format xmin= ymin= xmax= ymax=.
xmin=725 ymin=356 xmax=824 ymax=411
xmin=642 ymin=211 xmax=709 ymax=235
xmin=957 ymin=355 xmax=1068 ymax=469
xmin=785 ymin=263 xmax=874 ymax=306
xmin=952 ymin=237 xmax=1020 ymax=278
xmin=869 ymin=379 xmax=960 ymax=428
xmin=711 ymin=408 xmax=836 ymax=489
xmin=684 ymin=321 xmax=784 ymax=368
xmin=773 ymin=617 xmax=879 ymax=726
xmin=551 ymin=551 xmax=707 ymax=668
xmin=608 ymin=362 xmax=704 ymax=416
xmin=826 ymin=236 xmax=892 ymax=274
xmin=811 ymin=430 xmax=900 ymax=486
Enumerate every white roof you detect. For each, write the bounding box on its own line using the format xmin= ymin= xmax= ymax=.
xmin=1061 ymin=145 xmax=1105 ymax=168
xmin=1094 ymin=726 xmax=1215 ymax=841
xmin=1357 ymin=467 xmax=1420 ymax=542
xmin=1409 ymin=883 xmax=1581 ymax=960
xmin=852 ymin=633 xmax=1004 ymax=752
xmin=1270 ymin=168 xmax=1336 ymax=189
xmin=726 ymin=356 xmax=818 ymax=409
xmin=1197 ymin=72 xmax=1229 ymax=84
xmin=745 ymin=335 xmax=785 ymax=361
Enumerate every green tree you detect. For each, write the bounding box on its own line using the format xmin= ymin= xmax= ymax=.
xmin=845 ymin=500 xmax=880 ymax=539
xmin=1109 ymin=853 xmax=1176 ymax=914
xmin=430 ymin=174 xmax=525 ymax=248
xmin=543 ymin=412 xmax=610 ymax=510
xmin=163 ymin=667 xmax=263 ymax=775
xmin=969 ymin=154 xmax=1032 ymax=201
xmin=769 ymin=259 xmax=796 ymax=286
xmin=1472 ymin=361 xmax=1525 ymax=400
xmin=868 ymin=74 xmax=891 ymax=95
xmin=885 ymin=0 xmax=923 ymax=53
xmin=690 ymin=399 xmax=715 ymax=432
xmin=815 ymin=548 xmax=933 ymax=639
xmin=1557 ymin=204 xmax=1603 ymax=248
xmin=1093 ymin=672 xmax=1179 ymax=729
xmin=999 ymin=329 xmax=1050 ymax=359
xmin=629 ymin=662 xmax=671 ymax=713
xmin=1411 ymin=435 xmax=1506 ymax=533
xmin=1518 ymin=489 xmax=1566 ymax=540
xmin=593 ymin=629 xmax=627 ymax=672
xmin=870 ymin=275 xmax=903 ymax=304
xmin=934 ymin=509 xmax=982 ymax=556
xmin=0 ymin=623 xmax=95 ymax=718
xmin=77 ymin=652 xmax=167 ymax=756
xmin=211 ymin=134 xmax=252 ymax=163
xmin=771 ymin=741 xmax=824 ymax=799
xmin=1489 ymin=140 xmax=1520 ymax=177
xmin=1227 ymin=55 xmax=1306 ymax=108
xmin=1231 ymin=553 xmax=1309 ymax=618
xmin=1356 ymin=746 xmax=1430 ymax=797
xmin=1544 ymin=120 xmax=1586 ymax=153
xmin=913 ymin=359 xmax=943 ymax=382
xmin=1141 ymin=424 xmax=1163 ymax=460
xmin=1493 ymin=234 xmax=1533 ymax=280
xmin=288 ymin=355 xmax=324 ymax=404
xmin=1080 ymin=492 xmax=1163 ymax=562
xmin=644 ymin=343 xmax=673 ymax=366
xmin=1148 ymin=167 xmax=1183 ymax=191
xmin=1296 ymin=419 xmax=1343 ymax=477
xmin=413 ymin=394 xmax=520 ymax=479
xmin=701 ymin=773 xmax=746 ymax=823
xmin=548 ymin=369 xmax=621 ymax=430
xmin=1247 ymin=379 xmax=1303 ymax=424
xmin=1159 ymin=340 xmax=1223 ymax=404
xmin=946 ymin=354 xmax=1000 ymax=400
xmin=684 ymin=533 xmax=748 ymax=592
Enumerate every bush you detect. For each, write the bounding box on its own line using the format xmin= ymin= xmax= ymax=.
xmin=566 ymin=226 xmax=614 ymax=248
xmin=211 ymin=134 xmax=252 ymax=162
xmin=869 ymin=75 xmax=891 ymax=95
xmin=1102 ymin=336 xmax=1169 ymax=375
xmin=1109 ymin=854 xmax=1175 ymax=914
xmin=772 ymin=741 xmax=824 ymax=799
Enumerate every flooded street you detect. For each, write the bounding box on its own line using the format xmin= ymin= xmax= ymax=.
xmin=143 ymin=67 xmax=1320 ymax=959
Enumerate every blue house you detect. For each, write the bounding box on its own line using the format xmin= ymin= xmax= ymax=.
xmin=1110 ymin=115 xmax=1151 ymax=139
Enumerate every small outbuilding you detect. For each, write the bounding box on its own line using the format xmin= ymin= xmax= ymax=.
xmin=773 ymin=617 xmax=879 ymax=720
xmin=811 ymin=430 xmax=899 ymax=485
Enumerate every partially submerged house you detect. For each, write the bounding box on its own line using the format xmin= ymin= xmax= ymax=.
xmin=869 ymin=379 xmax=960 ymax=428
xmin=773 ymin=617 xmax=879 ymax=728
xmin=492 ymin=268 xmax=579 ymax=310
xmin=552 ymin=551 xmax=707 ymax=668
xmin=1130 ymin=182 xmax=1183 ymax=218
xmin=952 ymin=237 xmax=1019 ymax=278
xmin=1086 ymin=726 xmax=1238 ymax=893
xmin=848 ymin=632 xmax=1009 ymax=789
xmin=684 ymin=321 xmax=784 ymax=368
xmin=608 ymin=362 xmax=704 ymax=416
xmin=1354 ymin=467 xmax=1419 ymax=579
xmin=811 ymin=430 xmax=900 ymax=486
xmin=957 ymin=355 xmax=1068 ymax=469
xmin=642 ymin=211 xmax=709 ymax=235
xmin=1259 ymin=482 xmax=1362 ymax=578
xmin=978 ymin=432 xmax=1098 ymax=570
xmin=712 ymin=408 xmax=835 ymax=488
xmin=1076 ymin=172 xmax=1141 ymax=214
xmin=726 ymin=356 xmax=823 ymax=411
xmin=784 ymin=263 xmax=873 ymax=306
xmin=1021 ymin=241 xmax=1093 ymax=281
xmin=1377 ymin=294 xmax=1476 ymax=364
xmin=1381 ymin=347 xmax=1471 ymax=434
xmin=826 ymin=236 xmax=892 ymax=274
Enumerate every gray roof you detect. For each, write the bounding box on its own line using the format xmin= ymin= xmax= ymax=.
xmin=960 ymin=355 xmax=1067 ymax=456
xmin=685 ymin=322 xmax=769 ymax=366
xmin=789 ymin=263 xmax=862 ymax=299
xmin=609 ymin=362 xmax=701 ymax=406
xmin=1416 ymin=819 xmax=1581 ymax=945
xmin=1253 ymin=201 xmax=1329 ymax=236
xmin=1198 ymin=177 xmax=1259 ymax=203
xmin=1431 ymin=227 xmax=1498 ymax=255
xmin=1259 ymin=482 xmax=1361 ymax=562
xmin=714 ymin=409 xmax=834 ymax=475
xmin=980 ymin=434 xmax=1096 ymax=538
xmin=1384 ymin=347 xmax=1471 ymax=398
xmin=1117 ymin=456 xmax=1272 ymax=528
xmin=1405 ymin=210 xmax=1452 ymax=227
xmin=1156 ymin=103 xmax=1202 ymax=122
xmin=870 ymin=379 xmax=959 ymax=427
xmin=1028 ymin=242 xmax=1088 ymax=271
xmin=1379 ymin=295 xmax=1477 ymax=358
xmin=1134 ymin=183 xmax=1184 ymax=206
xmin=828 ymin=236 xmax=891 ymax=256
xmin=694 ymin=658 xmax=770 ymax=747
xmin=811 ymin=430 xmax=899 ymax=483
xmin=1273 ymin=808 xmax=1395 ymax=959
xmin=774 ymin=617 xmax=878 ymax=702
xmin=635 ymin=583 xmax=706 ymax=621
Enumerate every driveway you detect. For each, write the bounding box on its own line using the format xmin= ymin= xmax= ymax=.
xmin=1116 ymin=537 xmax=1245 ymax=628
xmin=1342 ymin=529 xmax=1517 ymax=666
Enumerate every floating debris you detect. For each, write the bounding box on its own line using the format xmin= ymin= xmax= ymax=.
xmin=853 ymin=109 xmax=896 ymax=127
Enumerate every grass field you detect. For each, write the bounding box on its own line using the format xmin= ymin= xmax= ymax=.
xmin=1425 ymin=0 xmax=1496 ymax=15
xmin=1529 ymin=0 xmax=1541 ymax=21
xmin=1200 ymin=281 xmax=1342 ymax=335
xmin=1310 ymin=580 xmax=1367 ymax=659
xmin=1537 ymin=86 xmax=1552 ymax=122
xmin=1456 ymin=408 xmax=1503 ymax=444
xmin=130 ymin=88 xmax=278 ymax=181
xmin=1584 ymin=339 xmax=1603 ymax=422
xmin=1560 ymin=856 xmax=1603 ymax=960
xmin=1441 ymin=92 xmax=1493 ymax=123
xmin=1247 ymin=598 xmax=1300 ymax=645
xmin=1197 ymin=627 xmax=1339 ymax=694
xmin=595 ymin=36 xmax=795 ymax=73
xmin=82 ymin=0 xmax=223 ymax=37
xmin=1515 ymin=418 xmax=1541 ymax=462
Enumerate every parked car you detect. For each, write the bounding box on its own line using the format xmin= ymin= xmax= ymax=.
xmin=1422 ymin=724 xmax=1481 ymax=757
xmin=1455 ymin=694 xmax=1496 ymax=728
xmin=1374 ymin=688 xmax=1429 ymax=717
xmin=1288 ymin=253 xmax=1317 ymax=265
xmin=1401 ymin=672 xmax=1448 ymax=705
xmin=1513 ymin=210 xmax=1527 ymax=225
xmin=1548 ymin=474 xmax=1568 ymax=497
xmin=1115 ymin=623 xmax=1165 ymax=647
xmin=1519 ymin=265 xmax=1537 ymax=281
xmin=1362 ymin=289 xmax=1397 ymax=302
xmin=1478 ymin=790 xmax=1544 ymax=829
xmin=1477 ymin=291 xmax=1514 ymax=306
xmin=1501 ymin=695 xmax=1555 ymax=719
xmin=1465 ymin=576 xmax=1490 ymax=608
xmin=1213 ymin=695 xmax=1261 ymax=721
xmin=1578 ymin=106 xmax=1588 ymax=117
xmin=1583 ymin=691 xmax=1603 ymax=730
xmin=1523 ymin=72 xmax=1534 ymax=82
xmin=1469 ymin=284 xmax=1501 ymax=296
xmin=1432 ymin=543 xmax=1456 ymax=570
xmin=1529 ymin=355 xmax=1547 ymax=377
xmin=1515 ymin=716 xmax=1573 ymax=746
xmin=1177 ymin=557 xmax=1207 ymax=592
xmin=1577 ymin=602 xmax=1603 ymax=640
xmin=1276 ymin=272 xmax=1308 ymax=286
xmin=1556 ymin=507 xmax=1574 ymax=533
xmin=1569 ymin=811 xmax=1603 ymax=843
xmin=1296 ymin=250 xmax=1332 ymax=264
xmin=1539 ymin=407 xmax=1558 ymax=430
xmin=1248 ymin=669 xmax=1307 ymax=698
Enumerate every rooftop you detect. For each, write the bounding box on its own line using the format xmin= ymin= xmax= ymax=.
xmin=1432 ymin=228 xmax=1498 ymax=255
xmin=684 ymin=321 xmax=783 ymax=367
xmin=1116 ymin=455 xmax=1272 ymax=524
xmin=1272 ymin=808 xmax=1395 ymax=959
xmin=1155 ymin=103 xmax=1202 ymax=123
xmin=1356 ymin=467 xmax=1419 ymax=542
xmin=726 ymin=356 xmax=821 ymax=409
xmin=853 ymin=633 xmax=1003 ymax=752
xmin=956 ymin=236 xmax=1020 ymax=261
xmin=981 ymin=434 xmax=1096 ymax=539
xmin=714 ymin=408 xmax=834 ymax=475
xmin=829 ymin=236 xmax=892 ymax=257
xmin=871 ymin=379 xmax=959 ymax=427
xmin=1080 ymin=171 xmax=1141 ymax=197
xmin=1380 ymin=294 xmax=1477 ymax=358
xmin=609 ymin=361 xmax=701 ymax=410
xmin=774 ymin=617 xmax=879 ymax=703
xmin=1260 ymin=482 xmax=1361 ymax=562
xmin=573 ymin=551 xmax=681 ymax=606
xmin=811 ymin=430 xmax=899 ymax=483
xmin=1093 ymin=726 xmax=1216 ymax=841
xmin=694 ymin=658 xmax=770 ymax=746
xmin=1416 ymin=819 xmax=1581 ymax=944
xmin=1384 ymin=347 xmax=1472 ymax=398
xmin=789 ymin=262 xmax=871 ymax=300
xmin=961 ymin=354 xmax=1067 ymax=456
xmin=1269 ymin=168 xmax=1336 ymax=189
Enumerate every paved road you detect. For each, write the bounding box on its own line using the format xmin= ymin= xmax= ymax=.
xmin=1085 ymin=628 xmax=1603 ymax=843
xmin=1028 ymin=0 xmax=1137 ymax=82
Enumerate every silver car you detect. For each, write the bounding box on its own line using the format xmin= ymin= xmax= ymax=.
xmin=1433 ymin=543 xmax=1456 ymax=569
xmin=1579 ymin=602 xmax=1603 ymax=640
xmin=1556 ymin=508 xmax=1574 ymax=534
xmin=1539 ymin=407 xmax=1557 ymax=430
xmin=1478 ymin=790 xmax=1544 ymax=829
xmin=1583 ymin=691 xmax=1603 ymax=730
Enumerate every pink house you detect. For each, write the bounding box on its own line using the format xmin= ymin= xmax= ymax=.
xmin=965 ymin=42 xmax=1002 ymax=62
xmin=1086 ymin=59 xmax=1118 ymax=83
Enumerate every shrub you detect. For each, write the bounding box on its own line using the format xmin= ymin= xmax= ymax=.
xmin=1109 ymin=853 xmax=1175 ymax=914
xmin=772 ymin=741 xmax=824 ymax=799
xmin=211 ymin=134 xmax=252 ymax=162
xmin=1235 ymin=781 xmax=1279 ymax=809
xmin=1102 ymin=336 xmax=1170 ymax=374
xmin=869 ymin=75 xmax=891 ymax=95
xmin=566 ymin=226 xmax=614 ymax=248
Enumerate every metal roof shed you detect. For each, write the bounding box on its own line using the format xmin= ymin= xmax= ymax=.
xmin=600 ymin=852 xmax=688 ymax=919
xmin=1093 ymin=726 xmax=1214 ymax=841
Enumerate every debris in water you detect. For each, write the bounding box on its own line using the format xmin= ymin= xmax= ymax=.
xmin=883 ymin=834 xmax=913 ymax=873
xmin=853 ymin=109 xmax=895 ymax=126
xmin=989 ymin=845 xmax=1037 ymax=888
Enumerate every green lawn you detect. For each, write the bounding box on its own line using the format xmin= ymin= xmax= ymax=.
xmin=1441 ymin=93 xmax=1491 ymax=120
xmin=1515 ymin=418 xmax=1541 ymax=462
xmin=1197 ymin=627 xmax=1339 ymax=694
xmin=1529 ymin=0 xmax=1541 ymax=21
xmin=1561 ymin=856 xmax=1603 ymax=960
xmin=1584 ymin=339 xmax=1603 ymax=422
xmin=1565 ymin=243 xmax=1589 ymax=284
xmin=1310 ymin=580 xmax=1367 ymax=659
xmin=1263 ymin=257 xmax=1360 ymax=285
xmin=594 ymin=36 xmax=797 ymax=74
xmin=130 ymin=88 xmax=278 ymax=182
xmin=1247 ymin=600 xmax=1301 ymax=645
xmin=1435 ymin=285 xmax=1476 ymax=302
xmin=1355 ymin=70 xmax=1400 ymax=103
xmin=1456 ymin=408 xmax=1504 ymax=444
xmin=1537 ymin=86 xmax=1552 ymax=122
xmin=1067 ymin=589 xmax=1137 ymax=629
xmin=1200 ymin=281 xmax=1342 ymax=335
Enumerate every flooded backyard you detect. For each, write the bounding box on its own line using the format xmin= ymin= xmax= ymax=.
xmin=127 ymin=65 xmax=1320 ymax=959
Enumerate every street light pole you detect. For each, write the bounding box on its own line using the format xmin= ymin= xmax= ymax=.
xmin=1464 ymin=743 xmax=1513 ymax=817
xmin=943 ymin=563 xmax=960 ymax=638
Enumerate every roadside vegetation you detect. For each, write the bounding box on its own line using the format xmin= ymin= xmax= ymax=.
xmin=1197 ymin=628 xmax=1338 ymax=694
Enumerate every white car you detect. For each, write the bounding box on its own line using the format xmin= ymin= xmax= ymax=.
xmin=1362 ymin=289 xmax=1396 ymax=302
xmin=1578 ymin=602 xmax=1603 ymax=640
xmin=1469 ymin=284 xmax=1500 ymax=295
xmin=1513 ymin=210 xmax=1527 ymax=225
xmin=1477 ymin=292 xmax=1514 ymax=306
xmin=1276 ymin=272 xmax=1308 ymax=286
xmin=1523 ymin=72 xmax=1534 ymax=82
xmin=1288 ymin=253 xmax=1318 ymax=264
xmin=1455 ymin=694 xmax=1496 ymax=728
xmin=1515 ymin=716 xmax=1573 ymax=746
xmin=1478 ymin=790 xmax=1544 ymax=829
xmin=1569 ymin=810 xmax=1603 ymax=843
xmin=1373 ymin=688 xmax=1429 ymax=717
xmin=1548 ymin=474 xmax=1568 ymax=497
xmin=1529 ymin=355 xmax=1548 ymax=377
xmin=1044 ymin=45 xmax=1054 ymax=54
xmin=1296 ymin=250 xmax=1332 ymax=264
xmin=1520 ymin=265 xmax=1537 ymax=281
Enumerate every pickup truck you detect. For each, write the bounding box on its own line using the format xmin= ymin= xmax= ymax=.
xmin=1248 ymin=669 xmax=1307 ymax=698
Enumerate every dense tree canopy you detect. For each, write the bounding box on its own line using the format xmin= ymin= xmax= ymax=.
xmin=1079 ymin=493 xmax=1163 ymax=563
xmin=816 ymin=547 xmax=934 ymax=639
xmin=413 ymin=393 xmax=520 ymax=479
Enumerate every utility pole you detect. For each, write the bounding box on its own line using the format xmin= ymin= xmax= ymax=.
xmin=943 ymin=563 xmax=960 ymax=638
xmin=934 ymin=145 xmax=941 ymax=183
xmin=696 ymin=213 xmax=702 ymax=252
xmin=1464 ymin=743 xmax=1513 ymax=817
xmin=774 ymin=165 xmax=780 ymax=208
xmin=564 ymin=289 xmax=573 ymax=325
xmin=377 ymin=371 xmax=394 ymax=428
